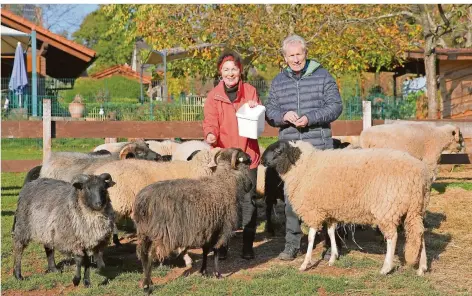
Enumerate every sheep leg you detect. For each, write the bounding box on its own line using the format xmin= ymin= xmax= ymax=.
xmin=93 ymin=249 xmax=105 ymax=270
xmin=72 ymin=255 xmax=83 ymax=286
xmin=138 ymin=238 xmax=153 ymax=294
xmin=176 ymin=247 xmax=192 ymax=268
xmin=380 ymin=231 xmax=398 ymax=275
xmin=265 ymin=200 xmax=275 ymax=235
xmin=44 ymin=246 xmax=59 ymax=273
xmin=83 ymin=253 xmax=92 ymax=287
xmin=327 ymin=223 xmax=339 ymax=266
xmin=417 ymin=238 xmax=427 ymax=276
xmin=112 ymin=224 xmax=122 ymax=246
xmin=13 ymin=241 xmax=25 ymax=280
xmin=200 ymin=245 xmax=210 ymax=276
xmin=299 ymin=227 xmax=317 ymax=271
xmin=213 ymin=247 xmax=222 ymax=279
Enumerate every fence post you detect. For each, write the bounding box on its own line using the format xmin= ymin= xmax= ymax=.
xmin=362 ymin=100 xmax=372 ymax=130
xmin=43 ymin=99 xmax=51 ymax=162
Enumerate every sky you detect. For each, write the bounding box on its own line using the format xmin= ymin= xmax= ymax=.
xmin=47 ymin=4 xmax=99 ymax=37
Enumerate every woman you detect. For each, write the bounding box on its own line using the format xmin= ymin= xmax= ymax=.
xmin=203 ymin=51 xmax=261 ymax=260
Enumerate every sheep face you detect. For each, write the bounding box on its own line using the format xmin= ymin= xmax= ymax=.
xmin=71 ymin=173 xmax=115 ymax=211
xmin=448 ymin=127 xmax=465 ymax=153
xmin=261 ymin=140 xmax=301 ymax=175
xmin=119 ymin=140 xmax=164 ymax=161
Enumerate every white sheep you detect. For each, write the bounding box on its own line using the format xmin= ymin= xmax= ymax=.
xmin=261 ymin=140 xmax=430 ymax=276
xmin=145 ymin=139 xmax=210 ymax=161
xmin=359 ymin=123 xmax=464 ymax=178
xmin=93 ymin=142 xmax=129 ymax=153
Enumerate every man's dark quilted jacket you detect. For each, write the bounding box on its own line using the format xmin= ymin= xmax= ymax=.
xmin=265 ymin=60 xmax=343 ymax=149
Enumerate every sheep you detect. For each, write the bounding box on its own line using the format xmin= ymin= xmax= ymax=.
xmin=12 ymin=173 xmax=115 ymax=287
xmin=22 ymin=150 xmax=112 ymax=186
xmin=261 ymin=140 xmax=430 ymax=276
xmin=40 ymin=139 xmax=163 ymax=182
xmin=145 ymin=139 xmax=210 ymax=161
xmin=91 ymin=148 xmax=220 ymax=266
xmin=259 ymin=138 xmax=351 ymax=235
xmin=359 ymin=123 xmax=464 ymax=179
xmin=133 ymin=148 xmax=253 ymax=293
xmin=172 ymin=140 xmax=211 ymax=161
xmin=93 ymin=142 xmax=129 ymax=153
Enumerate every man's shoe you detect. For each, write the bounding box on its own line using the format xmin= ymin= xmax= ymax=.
xmin=277 ymin=246 xmax=299 ymax=261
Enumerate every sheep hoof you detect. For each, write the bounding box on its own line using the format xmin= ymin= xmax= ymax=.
xmin=113 ymin=235 xmax=122 ymax=246
xmin=299 ymin=264 xmax=308 ymax=271
xmin=214 ymin=272 xmax=222 ymax=279
xmin=380 ymin=265 xmax=393 ymax=275
xmin=14 ymin=272 xmax=23 ymax=281
xmin=328 ymin=259 xmax=336 ymax=266
xmin=46 ymin=267 xmax=59 ymax=273
xmin=72 ymin=276 xmax=81 ymax=286
xmin=83 ymin=279 xmax=91 ymax=288
xmin=143 ymin=284 xmax=152 ymax=294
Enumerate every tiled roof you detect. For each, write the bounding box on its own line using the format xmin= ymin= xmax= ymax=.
xmin=91 ymin=64 xmax=153 ymax=84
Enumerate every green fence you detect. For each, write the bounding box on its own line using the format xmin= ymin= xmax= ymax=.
xmin=2 ymin=76 xmax=418 ymax=121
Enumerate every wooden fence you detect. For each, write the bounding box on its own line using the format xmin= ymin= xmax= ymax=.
xmin=2 ymin=100 xmax=471 ymax=172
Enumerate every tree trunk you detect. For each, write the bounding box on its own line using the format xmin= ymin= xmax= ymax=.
xmin=424 ymin=52 xmax=438 ymax=119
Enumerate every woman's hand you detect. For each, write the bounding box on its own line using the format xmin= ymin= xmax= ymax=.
xmin=206 ymin=133 xmax=217 ymax=144
xmin=247 ymin=100 xmax=258 ymax=108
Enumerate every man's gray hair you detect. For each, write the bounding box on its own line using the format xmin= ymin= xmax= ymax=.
xmin=282 ymin=35 xmax=307 ymax=56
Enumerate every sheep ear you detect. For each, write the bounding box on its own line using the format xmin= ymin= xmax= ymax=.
xmin=71 ymin=174 xmax=89 ymax=190
xmin=187 ymin=150 xmax=200 ymax=161
xmin=99 ymin=173 xmax=116 ymax=188
xmin=119 ymin=144 xmax=136 ymax=160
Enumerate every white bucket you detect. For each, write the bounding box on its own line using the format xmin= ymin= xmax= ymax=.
xmin=236 ymin=103 xmax=266 ymax=139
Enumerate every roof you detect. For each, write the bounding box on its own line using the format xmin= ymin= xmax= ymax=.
xmin=91 ymin=64 xmax=153 ymax=84
xmin=406 ymin=48 xmax=472 ymax=61
xmin=1 ymin=9 xmax=96 ymax=78
xmin=1 ymin=25 xmax=30 ymax=54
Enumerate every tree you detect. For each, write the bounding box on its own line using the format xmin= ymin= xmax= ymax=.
xmin=73 ymin=6 xmax=135 ymax=74
xmin=402 ymin=4 xmax=470 ymax=119
xmin=103 ymin=4 xmax=421 ymax=79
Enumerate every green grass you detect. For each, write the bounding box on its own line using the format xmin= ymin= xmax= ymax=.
xmin=432 ymin=182 xmax=472 ymax=193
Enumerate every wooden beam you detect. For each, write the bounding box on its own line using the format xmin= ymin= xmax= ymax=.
xmin=2 ymin=120 xmax=373 ymax=139
xmin=1 ymin=160 xmax=42 ymax=173
xmin=440 ymin=154 xmax=472 ymax=164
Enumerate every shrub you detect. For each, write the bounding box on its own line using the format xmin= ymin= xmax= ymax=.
xmin=58 ymin=76 xmax=142 ymax=103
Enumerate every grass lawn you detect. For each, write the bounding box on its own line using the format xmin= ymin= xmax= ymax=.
xmin=2 ymin=164 xmax=472 ymax=295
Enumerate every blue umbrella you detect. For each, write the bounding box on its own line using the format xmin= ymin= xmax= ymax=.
xmin=8 ymin=42 xmax=28 ymax=108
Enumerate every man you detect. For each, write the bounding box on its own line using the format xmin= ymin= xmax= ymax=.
xmin=265 ymin=34 xmax=343 ymax=260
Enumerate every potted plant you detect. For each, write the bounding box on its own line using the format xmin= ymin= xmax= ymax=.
xmin=69 ymin=94 xmax=85 ymax=118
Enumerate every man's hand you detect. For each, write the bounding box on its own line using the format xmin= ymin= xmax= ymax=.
xmin=294 ymin=115 xmax=309 ymax=128
xmin=283 ymin=111 xmax=299 ymax=124
xmin=206 ymin=133 xmax=217 ymax=144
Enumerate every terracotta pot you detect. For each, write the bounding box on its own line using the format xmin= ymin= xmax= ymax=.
xmin=69 ymin=102 xmax=85 ymax=118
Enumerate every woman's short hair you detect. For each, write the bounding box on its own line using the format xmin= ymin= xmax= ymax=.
xmin=282 ymin=35 xmax=307 ymax=56
xmin=217 ymin=51 xmax=243 ymax=73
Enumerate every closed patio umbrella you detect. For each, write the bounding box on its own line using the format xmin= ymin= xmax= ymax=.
xmin=8 ymin=42 xmax=28 ymax=108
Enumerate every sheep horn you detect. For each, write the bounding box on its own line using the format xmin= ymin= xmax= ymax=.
xmin=231 ymin=150 xmax=239 ymax=169
xmin=207 ymin=148 xmax=222 ymax=168
xmin=119 ymin=143 xmax=136 ymax=160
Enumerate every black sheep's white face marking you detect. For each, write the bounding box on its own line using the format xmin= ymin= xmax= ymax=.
xmin=261 ymin=141 xmax=300 ymax=175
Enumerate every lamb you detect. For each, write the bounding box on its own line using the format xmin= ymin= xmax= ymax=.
xmin=40 ymin=139 xmax=163 ymax=182
xmin=12 ymin=173 xmax=115 ymax=287
xmin=261 ymin=140 xmax=430 ymax=276
xmin=133 ymin=148 xmax=253 ymax=293
xmin=359 ymin=123 xmax=464 ymax=179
